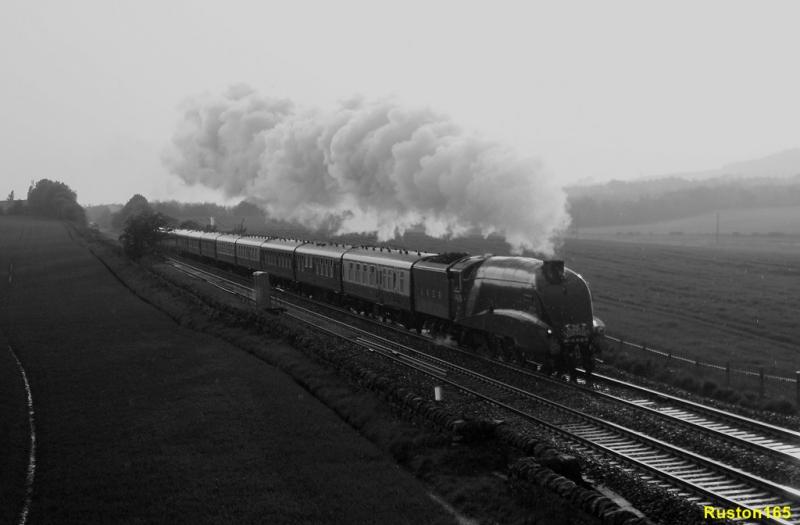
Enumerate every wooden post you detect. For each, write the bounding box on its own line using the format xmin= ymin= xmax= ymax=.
xmin=253 ymin=271 xmax=271 ymax=308
xmin=759 ymin=368 xmax=765 ymax=399
xmin=725 ymin=362 xmax=731 ymax=387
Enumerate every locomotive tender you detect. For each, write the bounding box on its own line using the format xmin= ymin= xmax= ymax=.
xmin=166 ymin=229 xmax=605 ymax=376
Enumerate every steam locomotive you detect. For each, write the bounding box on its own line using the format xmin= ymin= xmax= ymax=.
xmin=165 ymin=229 xmax=605 ymax=376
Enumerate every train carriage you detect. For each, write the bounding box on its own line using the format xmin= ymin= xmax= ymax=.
xmin=215 ymin=234 xmax=241 ymax=266
xmin=236 ymin=236 xmax=269 ymax=271
xmin=259 ymin=238 xmax=307 ymax=282
xmin=198 ymin=232 xmax=222 ymax=259
xmin=294 ymin=242 xmax=351 ymax=293
xmin=342 ymin=247 xmax=433 ymax=313
xmin=174 ymin=229 xmax=204 ymax=256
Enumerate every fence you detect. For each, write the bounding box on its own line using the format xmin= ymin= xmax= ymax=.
xmin=603 ymin=334 xmax=800 ymax=403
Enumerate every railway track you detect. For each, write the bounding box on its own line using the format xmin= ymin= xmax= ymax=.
xmin=164 ymin=256 xmax=800 ymax=460
xmin=578 ymin=370 xmax=800 ymax=461
xmin=163 ymin=256 xmax=800 ymax=522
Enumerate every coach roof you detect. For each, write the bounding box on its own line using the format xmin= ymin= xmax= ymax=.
xmin=260 ymin=238 xmax=307 ymax=253
xmin=296 ymin=243 xmax=352 ymax=258
xmin=343 ymin=246 xmax=435 ymax=269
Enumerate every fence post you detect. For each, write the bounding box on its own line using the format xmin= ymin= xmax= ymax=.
xmin=759 ymin=368 xmax=765 ymax=399
xmin=726 ymin=362 xmax=731 ymax=387
xmin=619 ymin=339 xmax=624 ymax=352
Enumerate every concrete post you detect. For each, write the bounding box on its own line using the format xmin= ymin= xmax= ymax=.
xmin=253 ymin=271 xmax=271 ymax=308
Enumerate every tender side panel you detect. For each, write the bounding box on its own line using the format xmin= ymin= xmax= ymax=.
xmin=411 ymin=261 xmax=451 ymax=320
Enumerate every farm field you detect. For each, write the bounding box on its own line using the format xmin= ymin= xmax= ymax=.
xmin=575 ymin=205 xmax=800 ymax=238
xmin=0 ymin=216 xmax=455 ymax=524
xmin=561 ymin=235 xmax=800 ymax=406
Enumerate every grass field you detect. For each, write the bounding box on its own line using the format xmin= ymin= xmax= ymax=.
xmin=561 ymin=236 xmax=800 ymax=411
xmin=0 ymin=216 xmax=456 ymax=524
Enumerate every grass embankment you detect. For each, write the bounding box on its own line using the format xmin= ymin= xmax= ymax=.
xmin=0 ymin=216 xmax=457 ymax=525
xmin=564 ymin=237 xmax=800 ymax=416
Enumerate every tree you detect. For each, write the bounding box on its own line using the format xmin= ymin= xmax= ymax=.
xmin=111 ymin=194 xmax=152 ymax=231
xmin=7 ymin=190 xmax=14 ymax=201
xmin=27 ymin=179 xmax=85 ymax=223
xmin=178 ymin=219 xmax=203 ymax=230
xmin=119 ymin=210 xmax=169 ymax=259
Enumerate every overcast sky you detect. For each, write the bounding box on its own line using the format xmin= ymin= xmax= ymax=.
xmin=2 ymin=0 xmax=799 ymax=205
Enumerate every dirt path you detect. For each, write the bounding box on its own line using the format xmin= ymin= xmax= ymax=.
xmin=0 ymin=216 xmax=454 ymax=525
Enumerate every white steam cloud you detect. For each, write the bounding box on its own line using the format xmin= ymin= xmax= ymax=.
xmin=163 ymin=84 xmax=570 ymax=255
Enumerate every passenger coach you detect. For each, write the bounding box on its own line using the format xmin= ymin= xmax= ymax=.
xmin=342 ymin=247 xmax=433 ymax=320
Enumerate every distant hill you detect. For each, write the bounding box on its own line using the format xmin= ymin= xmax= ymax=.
xmin=567 ymin=147 xmax=800 ymax=202
xmin=715 ymin=148 xmax=800 ymax=179
xmin=566 ymin=147 xmax=800 ymax=228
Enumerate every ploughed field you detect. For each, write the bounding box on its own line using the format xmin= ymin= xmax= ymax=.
xmin=562 ymin=237 xmax=800 ymax=403
xmin=0 ymin=216 xmax=454 ymax=525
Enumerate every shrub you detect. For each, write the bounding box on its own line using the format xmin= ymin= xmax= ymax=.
xmin=713 ymin=387 xmax=741 ymax=405
xmin=762 ymin=397 xmax=797 ymax=416
xmin=701 ymin=380 xmax=718 ymax=397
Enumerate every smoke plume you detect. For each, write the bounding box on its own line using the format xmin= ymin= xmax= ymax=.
xmin=164 ymin=84 xmax=570 ymax=255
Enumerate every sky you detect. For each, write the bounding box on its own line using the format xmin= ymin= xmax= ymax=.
xmin=2 ymin=0 xmax=799 ymax=206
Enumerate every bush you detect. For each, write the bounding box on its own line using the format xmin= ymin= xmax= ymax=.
xmin=119 ymin=210 xmax=169 ymax=259
xmin=713 ymin=387 xmax=741 ymax=405
xmin=762 ymin=397 xmax=797 ymax=416
xmin=701 ymin=380 xmax=718 ymax=397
